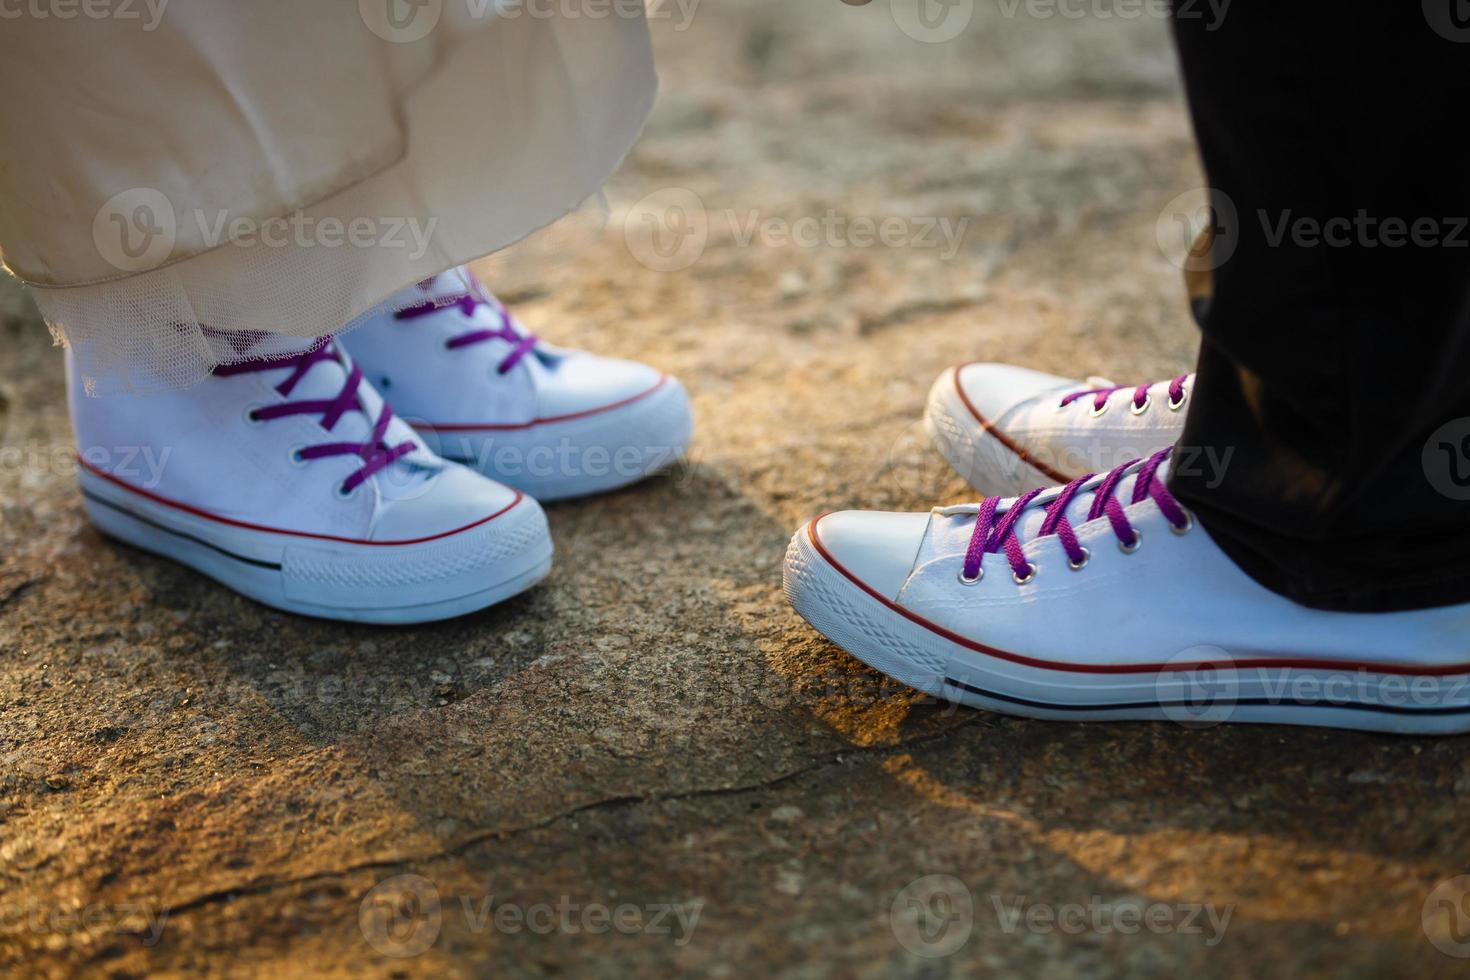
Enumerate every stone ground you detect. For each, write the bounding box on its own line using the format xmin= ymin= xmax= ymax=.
xmin=3 ymin=2 xmax=1470 ymax=977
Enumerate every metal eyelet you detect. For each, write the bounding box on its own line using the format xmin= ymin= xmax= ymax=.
xmin=334 ymin=482 xmax=359 ymax=501
xmin=1170 ymin=513 xmax=1195 ymax=536
xmin=1168 ymin=391 xmax=1188 ymax=412
xmin=243 ymin=404 xmax=267 ymax=426
xmin=1067 ymin=547 xmax=1091 ymax=571
xmin=1118 ymin=530 xmax=1143 ymax=554
xmin=287 ymin=445 xmax=309 ymax=468
xmin=1012 ymin=565 xmax=1036 ymax=586
xmin=1130 ymin=395 xmax=1152 ymax=415
xmin=1088 ymin=400 xmax=1109 ymax=418
xmin=957 ymin=567 xmax=984 ymax=586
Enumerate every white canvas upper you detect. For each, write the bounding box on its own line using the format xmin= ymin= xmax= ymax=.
xmin=342 ymin=269 xmax=693 ymax=501
xmin=925 ymin=362 xmax=1192 ymax=496
xmin=785 ymin=454 xmax=1470 ymax=734
xmin=67 ymin=340 xmax=552 ymax=623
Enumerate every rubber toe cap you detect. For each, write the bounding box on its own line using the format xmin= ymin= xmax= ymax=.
xmin=812 ymin=511 xmax=932 ymax=601
xmin=370 ymin=463 xmax=526 ymax=542
xmin=951 ymin=362 xmax=1077 ymax=423
xmin=538 ymin=351 xmax=667 ymax=419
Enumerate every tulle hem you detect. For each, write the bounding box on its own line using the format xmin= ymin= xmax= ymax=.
xmin=23 ymin=14 xmax=656 ymax=395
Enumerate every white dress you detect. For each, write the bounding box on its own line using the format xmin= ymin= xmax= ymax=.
xmin=0 ymin=1 xmax=657 ymax=390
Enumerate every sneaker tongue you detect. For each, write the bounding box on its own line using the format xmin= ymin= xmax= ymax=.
xmin=376 ymin=266 xmax=470 ymax=315
xmin=1010 ymin=456 xmax=1168 ymax=541
xmin=388 ymin=267 xmax=507 ymax=330
xmin=924 ymin=456 xmax=1171 ymax=563
xmin=421 ymin=266 xmax=475 ymax=297
xmin=1011 ymin=491 xmax=1088 ymax=542
xmin=272 ymin=346 xmax=365 ymax=426
xmin=262 ymin=345 xmax=434 ymax=496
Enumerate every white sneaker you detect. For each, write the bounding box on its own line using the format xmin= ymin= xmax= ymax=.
xmin=68 ymin=339 xmax=552 ymax=624
xmin=925 ymin=362 xmax=1193 ymax=496
xmin=341 ymin=269 xmax=693 ymax=502
xmin=784 ymin=448 xmax=1470 ymax=734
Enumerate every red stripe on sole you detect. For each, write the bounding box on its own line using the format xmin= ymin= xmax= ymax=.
xmin=415 ymin=375 xmax=669 ymax=433
xmin=78 ymin=455 xmax=524 ymax=547
xmin=805 ymin=513 xmax=1470 ymax=677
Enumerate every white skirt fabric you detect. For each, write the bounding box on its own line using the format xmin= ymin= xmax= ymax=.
xmin=0 ymin=1 xmax=657 ymax=391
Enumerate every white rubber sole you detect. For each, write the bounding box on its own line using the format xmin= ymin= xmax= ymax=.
xmin=923 ymin=368 xmax=1070 ymax=498
xmin=784 ymin=518 xmax=1470 ymax=735
xmin=420 ymin=378 xmax=693 ymax=502
xmin=80 ymin=468 xmax=553 ymax=624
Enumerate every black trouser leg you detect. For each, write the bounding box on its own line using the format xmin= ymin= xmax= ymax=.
xmin=1166 ymin=3 xmax=1470 ymax=612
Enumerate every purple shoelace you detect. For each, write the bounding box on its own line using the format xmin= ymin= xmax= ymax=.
xmin=214 ymin=339 xmax=415 ymax=495
xmin=1060 ymin=374 xmax=1190 ymax=412
xmin=960 ymin=446 xmax=1190 ymax=583
xmin=393 ymin=282 xmax=539 ymax=375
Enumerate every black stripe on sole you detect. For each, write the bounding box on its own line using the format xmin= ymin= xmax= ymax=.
xmin=943 ymin=676 xmax=1470 ymax=717
xmin=82 ymin=489 xmax=283 ymax=571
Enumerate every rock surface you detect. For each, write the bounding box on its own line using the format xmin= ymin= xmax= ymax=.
xmin=2 ymin=2 xmax=1467 ymax=976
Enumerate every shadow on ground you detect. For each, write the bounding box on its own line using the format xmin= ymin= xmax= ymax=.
xmin=3 ymin=2 xmax=1468 ymax=977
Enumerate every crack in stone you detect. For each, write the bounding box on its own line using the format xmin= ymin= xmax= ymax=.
xmin=0 ymin=577 xmax=42 ymax=613
xmin=145 ymin=718 xmax=982 ymax=924
xmin=858 ymin=297 xmax=982 ymax=335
